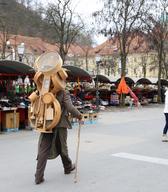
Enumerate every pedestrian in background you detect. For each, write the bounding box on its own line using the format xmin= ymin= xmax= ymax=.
xmin=162 ymin=88 xmax=168 ymax=142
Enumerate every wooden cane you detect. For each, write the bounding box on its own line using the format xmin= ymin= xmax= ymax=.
xmin=74 ymin=122 xmax=81 ymax=183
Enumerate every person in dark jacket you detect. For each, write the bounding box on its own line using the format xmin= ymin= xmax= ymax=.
xmin=35 ymin=90 xmax=82 ymax=184
xmin=162 ymin=88 xmax=168 ymax=142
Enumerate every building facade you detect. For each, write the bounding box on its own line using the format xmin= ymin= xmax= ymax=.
xmin=1 ymin=32 xmax=167 ymax=82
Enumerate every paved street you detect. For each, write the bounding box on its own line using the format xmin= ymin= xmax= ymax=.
xmin=0 ymin=104 xmax=168 ymax=192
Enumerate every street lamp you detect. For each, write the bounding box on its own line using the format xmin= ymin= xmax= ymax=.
xmin=17 ymin=42 xmax=25 ymax=62
xmin=6 ymin=40 xmax=15 ymax=60
xmin=95 ymin=55 xmax=102 ymax=111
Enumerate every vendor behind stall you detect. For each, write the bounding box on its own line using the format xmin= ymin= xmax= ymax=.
xmin=76 ymin=87 xmax=85 ymax=102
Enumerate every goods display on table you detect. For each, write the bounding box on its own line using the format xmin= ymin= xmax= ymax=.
xmin=0 ymin=60 xmax=36 ymax=132
xmin=29 ymin=52 xmax=68 ymax=133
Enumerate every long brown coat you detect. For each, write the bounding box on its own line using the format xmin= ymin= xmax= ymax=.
xmin=38 ymin=90 xmax=81 ymax=159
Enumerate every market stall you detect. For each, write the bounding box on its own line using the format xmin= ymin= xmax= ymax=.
xmin=93 ymin=74 xmax=112 ymax=106
xmin=133 ymin=78 xmax=157 ymax=104
xmin=63 ymin=65 xmax=92 ymax=82
xmin=136 ymin=78 xmax=152 ymax=85
xmin=0 ymin=60 xmax=35 ymax=132
xmin=156 ymin=79 xmax=168 ymax=86
xmin=116 ymin=77 xmax=135 ymax=87
xmin=63 ymin=65 xmax=98 ymax=124
xmin=94 ymin=74 xmax=111 ymax=84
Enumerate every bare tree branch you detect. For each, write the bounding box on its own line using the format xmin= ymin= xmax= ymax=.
xmin=93 ymin=0 xmax=147 ymax=77
xmin=44 ymin=0 xmax=84 ymax=63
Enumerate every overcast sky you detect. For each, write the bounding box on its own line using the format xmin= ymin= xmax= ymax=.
xmin=42 ymin=0 xmax=102 ymax=15
xmin=41 ymin=0 xmax=107 ymax=44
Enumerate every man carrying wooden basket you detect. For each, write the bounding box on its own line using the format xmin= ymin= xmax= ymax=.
xmin=28 ymin=52 xmax=82 ymax=184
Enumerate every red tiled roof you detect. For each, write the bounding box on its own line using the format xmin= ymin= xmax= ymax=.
xmin=0 ymin=33 xmax=93 ymax=57
xmin=0 ymin=32 xmax=150 ymax=58
xmin=9 ymin=35 xmax=58 ymax=54
xmin=92 ymin=33 xmax=150 ymax=56
xmin=67 ymin=43 xmax=93 ymax=57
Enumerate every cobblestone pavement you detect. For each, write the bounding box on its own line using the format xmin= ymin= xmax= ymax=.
xmin=0 ymin=104 xmax=167 ymax=192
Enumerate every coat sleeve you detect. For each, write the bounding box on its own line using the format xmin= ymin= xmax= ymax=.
xmin=63 ymin=90 xmax=82 ymax=119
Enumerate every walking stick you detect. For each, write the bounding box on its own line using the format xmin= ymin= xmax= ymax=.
xmin=74 ymin=122 xmax=82 ymax=183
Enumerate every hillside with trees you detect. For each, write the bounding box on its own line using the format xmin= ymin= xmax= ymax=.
xmin=0 ymin=0 xmax=46 ymax=38
xmin=0 ymin=0 xmax=93 ymax=45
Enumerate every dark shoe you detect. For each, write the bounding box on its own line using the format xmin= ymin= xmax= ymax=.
xmin=35 ymin=177 xmax=45 ymax=185
xmin=64 ymin=164 xmax=76 ymax=174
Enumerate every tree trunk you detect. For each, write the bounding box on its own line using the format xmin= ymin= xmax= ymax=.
xmin=85 ymin=53 xmax=88 ymax=71
xmin=157 ymin=43 xmax=163 ymax=104
xmin=120 ymin=54 xmax=127 ymax=106
xmin=121 ymin=55 xmax=126 ymax=77
xmin=143 ymin=65 xmax=146 ymax=78
xmin=163 ymin=52 xmax=168 ymax=79
xmin=1 ymin=42 xmax=6 ymax=59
